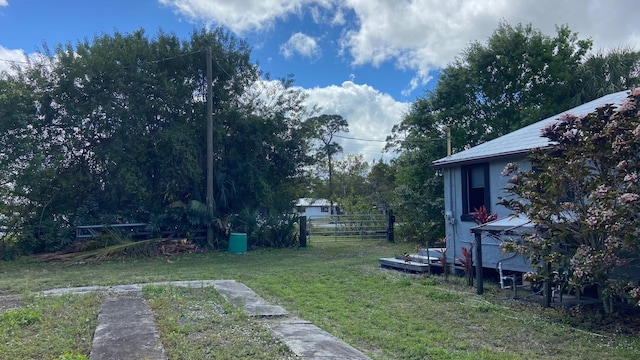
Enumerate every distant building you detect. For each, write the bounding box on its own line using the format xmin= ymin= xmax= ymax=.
xmin=295 ymin=198 xmax=334 ymax=218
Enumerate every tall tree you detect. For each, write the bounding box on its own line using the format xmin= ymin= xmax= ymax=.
xmin=304 ymin=114 xmax=349 ymax=213
xmin=2 ymin=28 xmax=313 ymax=253
xmin=571 ymin=48 xmax=640 ymax=105
xmin=367 ymin=159 xmax=396 ymax=214
xmin=427 ymin=22 xmax=591 ymax=150
xmin=387 ymin=22 xmax=640 ymax=244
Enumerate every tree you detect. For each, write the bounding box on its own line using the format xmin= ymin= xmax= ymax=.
xmin=304 ymin=114 xmax=349 ymax=213
xmin=500 ymin=89 xmax=640 ymax=312
xmin=2 ymin=28 xmax=314 ymax=253
xmin=572 ymin=48 xmax=640 ymax=105
xmin=385 ymin=96 xmax=447 ymax=244
xmin=331 ymin=154 xmax=372 ymax=214
xmin=421 ymin=22 xmax=592 ymax=150
xmin=387 ymin=21 xmax=640 ymax=244
xmin=367 ymin=159 xmax=396 ymax=214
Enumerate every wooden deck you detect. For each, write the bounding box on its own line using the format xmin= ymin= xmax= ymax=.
xmin=379 ymin=253 xmax=466 ymax=274
xmin=378 ymin=255 xmax=442 ymax=273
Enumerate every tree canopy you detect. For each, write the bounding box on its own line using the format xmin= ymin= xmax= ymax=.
xmin=386 ymin=21 xmax=640 ymax=244
xmin=0 ymin=28 xmax=313 ymax=254
xmin=303 ymin=114 xmax=349 ymax=211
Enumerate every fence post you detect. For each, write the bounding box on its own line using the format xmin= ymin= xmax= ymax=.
xmin=299 ymin=216 xmax=307 ymax=247
xmin=386 ymin=210 xmax=395 ymax=242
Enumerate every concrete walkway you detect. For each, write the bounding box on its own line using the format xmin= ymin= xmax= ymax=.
xmin=89 ymin=295 xmax=167 ymax=360
xmin=44 ymin=280 xmax=370 ymax=360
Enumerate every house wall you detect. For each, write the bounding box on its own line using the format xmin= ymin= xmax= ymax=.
xmin=443 ymin=157 xmax=532 ymax=273
xmin=301 ymin=206 xmax=330 ymax=219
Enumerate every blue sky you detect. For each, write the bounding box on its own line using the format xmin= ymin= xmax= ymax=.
xmin=1 ymin=0 xmax=640 ymax=161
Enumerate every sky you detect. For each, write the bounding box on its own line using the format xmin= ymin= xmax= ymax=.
xmin=1 ymin=0 xmax=640 ymax=162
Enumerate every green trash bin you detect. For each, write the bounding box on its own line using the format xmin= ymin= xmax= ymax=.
xmin=228 ymin=232 xmax=247 ymax=254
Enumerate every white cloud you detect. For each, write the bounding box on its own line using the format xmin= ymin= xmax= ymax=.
xmin=281 ymin=33 xmax=321 ymax=59
xmin=340 ymin=0 xmax=640 ymax=93
xmin=158 ymin=0 xmax=314 ymax=34
xmin=0 ymin=0 xmax=8 ymax=7
xmin=304 ymin=81 xmax=409 ymax=161
xmin=160 ymin=0 xmax=640 ymax=95
xmin=0 ymin=46 xmax=27 ymax=75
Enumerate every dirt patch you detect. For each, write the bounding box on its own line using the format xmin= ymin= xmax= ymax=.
xmin=0 ymin=294 xmax=21 ymax=311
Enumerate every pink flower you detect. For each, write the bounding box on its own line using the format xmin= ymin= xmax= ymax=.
xmin=594 ymin=184 xmax=609 ymax=198
xmin=619 ymin=193 xmax=639 ymax=204
xmin=617 ymin=160 xmax=629 ymax=170
xmin=618 ymin=99 xmax=636 ymax=113
xmin=501 ymin=162 xmax=518 ymax=177
xmin=624 ymin=172 xmax=638 ymax=183
xmin=541 ymin=121 xmax=558 ymax=138
xmin=585 ymin=216 xmax=598 ymax=228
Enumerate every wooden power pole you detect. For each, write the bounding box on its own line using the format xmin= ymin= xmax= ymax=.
xmin=206 ymin=47 xmax=214 ymax=247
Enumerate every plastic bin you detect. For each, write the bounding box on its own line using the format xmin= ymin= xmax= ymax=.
xmin=228 ymin=232 xmax=247 ymax=254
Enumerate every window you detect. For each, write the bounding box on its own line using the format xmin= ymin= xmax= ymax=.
xmin=320 ymin=206 xmax=329 ymax=213
xmin=461 ymin=163 xmax=490 ymax=221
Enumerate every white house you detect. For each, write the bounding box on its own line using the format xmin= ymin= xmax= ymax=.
xmin=295 ymin=198 xmax=333 ymax=219
xmin=432 ymin=90 xmax=630 ymax=273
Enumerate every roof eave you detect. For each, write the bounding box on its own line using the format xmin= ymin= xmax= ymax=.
xmin=431 ymin=148 xmax=535 ymax=169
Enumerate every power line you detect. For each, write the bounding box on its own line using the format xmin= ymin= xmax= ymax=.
xmin=335 ymin=134 xmax=446 ymax=144
xmin=334 ymin=134 xmax=386 ymax=143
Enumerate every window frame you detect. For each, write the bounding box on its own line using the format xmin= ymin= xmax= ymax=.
xmin=460 ymin=163 xmax=490 ymax=222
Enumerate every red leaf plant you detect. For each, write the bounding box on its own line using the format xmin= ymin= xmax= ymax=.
xmin=455 ymin=246 xmax=474 ymax=286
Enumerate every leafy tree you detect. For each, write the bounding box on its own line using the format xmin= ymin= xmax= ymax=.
xmin=572 ymin=48 xmax=640 ymax=105
xmin=387 ymin=21 xmax=640 ymax=244
xmin=333 ymin=154 xmax=369 ymax=198
xmin=330 ymin=154 xmax=372 ymax=214
xmin=386 ymin=96 xmax=447 ymax=244
xmin=2 ymin=28 xmax=313 ymax=253
xmin=417 ymin=22 xmax=592 ymax=151
xmin=500 ymin=90 xmax=640 ymax=312
xmin=303 ymin=114 xmax=349 ymax=213
xmin=367 ymin=159 xmax=396 ymax=214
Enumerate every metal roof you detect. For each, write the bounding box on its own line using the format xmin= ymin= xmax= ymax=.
xmin=470 ymin=214 xmax=534 ymax=235
xmin=295 ymin=198 xmax=331 ymax=207
xmin=432 ymin=90 xmax=630 ymax=167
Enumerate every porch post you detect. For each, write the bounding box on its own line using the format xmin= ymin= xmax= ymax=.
xmin=475 ymin=231 xmax=483 ymax=295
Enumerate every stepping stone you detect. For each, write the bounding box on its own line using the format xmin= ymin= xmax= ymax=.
xmin=213 ymin=280 xmax=288 ymax=317
xmin=90 ymin=295 xmax=167 ymax=360
xmin=267 ymin=318 xmax=370 ymax=360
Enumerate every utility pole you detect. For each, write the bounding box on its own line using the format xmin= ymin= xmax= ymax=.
xmin=206 ymin=47 xmax=214 ymax=247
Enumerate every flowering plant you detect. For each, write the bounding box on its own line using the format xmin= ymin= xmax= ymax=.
xmin=499 ymin=89 xmax=640 ymax=312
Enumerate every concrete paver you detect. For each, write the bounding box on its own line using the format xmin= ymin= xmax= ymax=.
xmin=212 ymin=279 xmax=289 ymax=317
xmin=44 ymin=280 xmax=370 ymax=360
xmin=89 ymin=295 xmax=167 ymax=360
xmin=267 ymin=318 xmax=371 ymax=360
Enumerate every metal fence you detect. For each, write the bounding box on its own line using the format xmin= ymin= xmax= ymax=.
xmin=307 ymin=214 xmax=388 ymax=242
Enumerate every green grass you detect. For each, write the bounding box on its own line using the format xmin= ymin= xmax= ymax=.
xmin=142 ymin=285 xmax=296 ymax=359
xmin=0 ymin=293 xmax=100 ymax=359
xmin=1 ymin=241 xmax=639 ymax=359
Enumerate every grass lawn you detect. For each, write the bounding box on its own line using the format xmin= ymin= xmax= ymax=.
xmin=1 ymin=241 xmax=639 ymax=359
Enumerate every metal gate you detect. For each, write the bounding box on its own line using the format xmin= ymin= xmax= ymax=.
xmin=306 ymin=214 xmax=388 ymax=242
